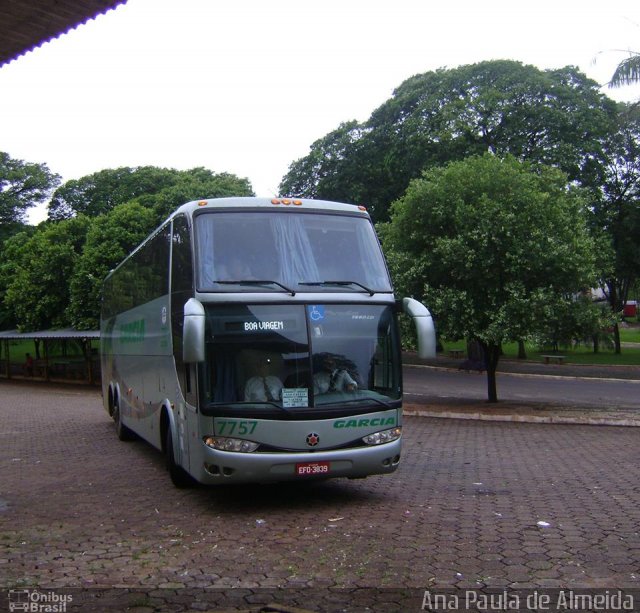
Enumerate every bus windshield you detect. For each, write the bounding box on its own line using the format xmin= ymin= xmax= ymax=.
xmin=195 ymin=211 xmax=392 ymax=294
xmin=199 ymin=304 xmax=401 ymax=417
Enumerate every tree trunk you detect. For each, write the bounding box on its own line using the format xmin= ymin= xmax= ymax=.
xmin=517 ymin=340 xmax=527 ymax=359
xmin=606 ymin=280 xmax=623 ymax=354
xmin=613 ymin=322 xmax=621 ymax=354
xmin=480 ymin=341 xmax=501 ymax=403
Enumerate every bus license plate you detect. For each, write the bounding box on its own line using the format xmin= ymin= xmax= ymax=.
xmin=295 ymin=461 xmax=330 ymax=476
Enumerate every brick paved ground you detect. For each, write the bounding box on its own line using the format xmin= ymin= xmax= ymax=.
xmin=1 ymin=381 xmax=639 ymax=612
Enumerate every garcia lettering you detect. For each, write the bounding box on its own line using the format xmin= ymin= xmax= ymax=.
xmin=333 ymin=417 xmax=396 ymax=429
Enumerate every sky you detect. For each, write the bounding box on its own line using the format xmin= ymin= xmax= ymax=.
xmin=1 ymin=0 xmax=639 ymax=224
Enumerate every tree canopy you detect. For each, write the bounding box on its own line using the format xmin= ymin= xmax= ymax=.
xmin=382 ymin=154 xmax=598 ymax=401
xmin=48 ymin=166 xmax=253 ymax=221
xmin=4 ymin=216 xmax=90 ymax=331
xmin=0 ymin=163 xmax=254 ymax=331
xmin=0 ymin=151 xmax=60 ymax=238
xmin=68 ymin=201 xmax=158 ymax=329
xmin=280 ymin=60 xmax=616 ymax=223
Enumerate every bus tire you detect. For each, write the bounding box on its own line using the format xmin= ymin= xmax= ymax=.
xmin=113 ymin=402 xmax=135 ymax=441
xmin=165 ymin=428 xmax=193 ymax=488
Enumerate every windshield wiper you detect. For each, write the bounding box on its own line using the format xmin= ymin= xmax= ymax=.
xmin=299 ymin=280 xmax=375 ymax=296
xmin=215 ymin=280 xmax=295 ymax=296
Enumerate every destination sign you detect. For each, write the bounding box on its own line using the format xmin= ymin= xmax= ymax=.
xmin=223 ymin=319 xmax=291 ymax=333
xmin=244 ymin=320 xmax=284 ymax=331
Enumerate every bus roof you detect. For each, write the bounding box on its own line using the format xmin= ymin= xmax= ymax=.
xmin=175 ymin=197 xmax=370 ymax=217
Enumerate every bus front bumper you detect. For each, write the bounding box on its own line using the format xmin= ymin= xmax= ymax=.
xmin=193 ymin=438 xmax=402 ymax=485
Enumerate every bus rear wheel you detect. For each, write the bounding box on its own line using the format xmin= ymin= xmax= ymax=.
xmin=113 ymin=402 xmax=135 ymax=441
xmin=165 ymin=428 xmax=193 ymax=488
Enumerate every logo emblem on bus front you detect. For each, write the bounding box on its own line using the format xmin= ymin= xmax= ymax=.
xmin=306 ymin=433 xmax=320 ymax=447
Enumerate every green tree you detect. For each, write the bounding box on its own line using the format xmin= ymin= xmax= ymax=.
xmin=589 ymin=103 xmax=640 ymax=352
xmin=48 ymin=166 xmax=254 ymax=221
xmin=279 ymin=121 xmax=367 ymax=200
xmin=0 ymin=152 xmax=60 ymax=239
xmin=382 ymin=154 xmax=598 ymax=402
xmin=534 ymin=293 xmax=610 ymax=353
xmin=0 ymin=227 xmax=36 ymax=329
xmin=135 ymin=167 xmax=254 ymax=222
xmin=47 ymin=166 xmax=179 ymax=220
xmin=4 ymin=217 xmax=90 ymax=331
xmin=68 ymin=202 xmax=158 ymax=329
xmin=280 ymin=61 xmax=616 ymax=223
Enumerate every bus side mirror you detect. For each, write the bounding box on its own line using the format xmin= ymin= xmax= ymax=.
xmin=403 ymin=297 xmax=436 ymax=359
xmin=183 ymin=298 xmax=205 ymax=363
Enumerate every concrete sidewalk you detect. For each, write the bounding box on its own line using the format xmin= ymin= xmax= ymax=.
xmin=403 ymin=353 xmax=640 ymax=427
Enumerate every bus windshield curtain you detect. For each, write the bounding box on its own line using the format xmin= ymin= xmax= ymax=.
xmin=197 ymin=220 xmax=216 ymax=287
xmin=270 ymin=215 xmax=321 ymax=285
xmin=212 ymin=354 xmax=237 ymax=402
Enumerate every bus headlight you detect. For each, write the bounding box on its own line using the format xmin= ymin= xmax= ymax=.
xmin=203 ymin=436 xmax=259 ymax=453
xmin=362 ymin=427 xmax=402 ymax=446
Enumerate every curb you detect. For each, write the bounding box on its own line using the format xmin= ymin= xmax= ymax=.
xmin=404 ymin=407 xmax=640 ymax=427
xmin=405 ymin=361 xmax=640 ymax=384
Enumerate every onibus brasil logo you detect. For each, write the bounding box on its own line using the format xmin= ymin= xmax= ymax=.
xmin=7 ymin=589 xmax=72 ymax=612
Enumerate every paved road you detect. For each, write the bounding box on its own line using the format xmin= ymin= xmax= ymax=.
xmin=403 ymin=364 xmax=640 ymax=408
xmin=1 ymin=381 xmax=639 ymax=612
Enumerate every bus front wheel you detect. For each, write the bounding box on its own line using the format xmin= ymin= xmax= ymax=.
xmin=165 ymin=428 xmax=193 ymax=488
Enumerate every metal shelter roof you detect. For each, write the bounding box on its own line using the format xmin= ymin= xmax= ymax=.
xmin=0 ymin=329 xmax=99 ymax=341
xmin=0 ymin=0 xmax=127 ymax=67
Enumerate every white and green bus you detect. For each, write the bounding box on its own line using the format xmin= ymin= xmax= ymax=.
xmin=101 ymin=197 xmax=435 ymax=487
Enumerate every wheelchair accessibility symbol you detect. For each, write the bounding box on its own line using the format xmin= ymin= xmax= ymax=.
xmin=309 ymin=305 xmax=325 ymax=321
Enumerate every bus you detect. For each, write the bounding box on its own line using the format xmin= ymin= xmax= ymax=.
xmin=100 ymin=197 xmax=435 ymax=487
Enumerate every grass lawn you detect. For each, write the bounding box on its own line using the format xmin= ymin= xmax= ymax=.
xmin=619 ymin=325 xmax=640 ymax=343
xmin=1 ymin=338 xmax=99 ymax=361
xmin=442 ymin=324 xmax=640 ymax=367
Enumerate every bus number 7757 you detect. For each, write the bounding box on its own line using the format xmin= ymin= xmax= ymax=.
xmin=216 ymin=420 xmax=258 ymax=436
